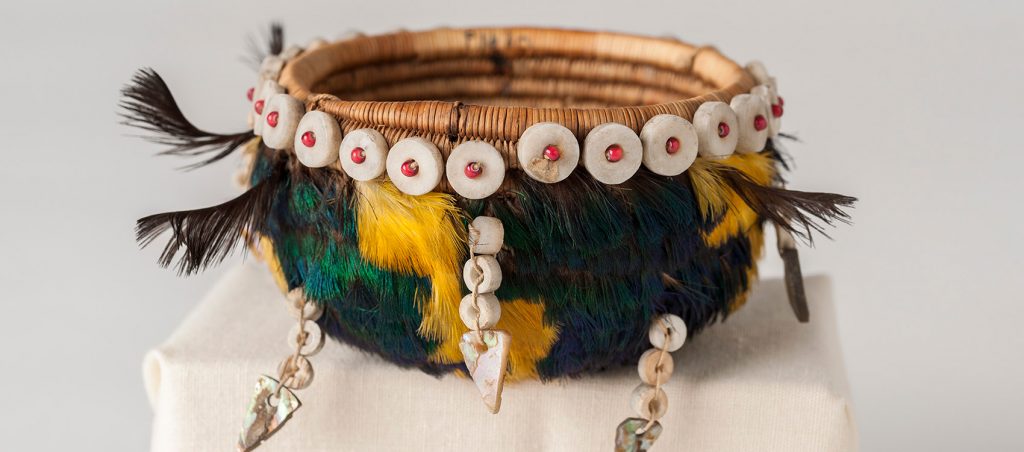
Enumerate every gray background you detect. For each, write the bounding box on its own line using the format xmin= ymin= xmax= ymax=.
xmin=1 ymin=0 xmax=1020 ymax=450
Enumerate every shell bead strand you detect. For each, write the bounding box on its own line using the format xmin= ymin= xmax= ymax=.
xmin=460 ymin=215 xmax=511 ymax=414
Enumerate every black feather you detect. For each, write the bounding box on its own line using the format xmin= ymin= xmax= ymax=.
xmin=721 ymin=167 xmax=856 ymax=243
xmin=136 ymin=159 xmax=285 ymax=275
xmin=119 ymin=68 xmax=253 ymax=169
xmin=245 ymin=22 xmax=285 ymax=70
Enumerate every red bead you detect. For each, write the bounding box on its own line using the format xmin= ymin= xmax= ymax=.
xmin=665 ymin=137 xmax=680 ymax=154
xmin=605 ymin=144 xmax=624 ymax=162
xmin=771 ymin=104 xmax=783 ymax=118
xmin=400 ymin=160 xmax=419 ymax=177
xmin=753 ymin=115 xmax=768 ymax=131
xmin=464 ymin=162 xmax=483 ymax=179
xmin=266 ymin=111 xmax=279 ymax=128
xmin=254 ymin=99 xmax=265 ymax=115
xmin=543 ymin=145 xmax=561 ymax=161
xmin=717 ymin=122 xmax=730 ymax=138
xmin=246 ymin=87 xmax=254 ymax=102
xmin=350 ymin=147 xmax=366 ymax=164
xmin=300 ymin=131 xmax=316 ymax=147
xmin=777 ymin=96 xmax=785 ymax=107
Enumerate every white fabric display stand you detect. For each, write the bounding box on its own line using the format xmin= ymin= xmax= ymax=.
xmin=144 ymin=262 xmax=857 ymax=451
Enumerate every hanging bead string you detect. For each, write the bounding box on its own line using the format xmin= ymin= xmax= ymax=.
xmin=637 ymin=320 xmax=672 ymax=435
xmin=467 ymin=224 xmax=486 ymax=340
xmin=274 ymin=295 xmax=310 ymax=400
xmin=616 ymin=314 xmax=686 ymax=450
xmin=458 ymin=216 xmax=510 ymax=414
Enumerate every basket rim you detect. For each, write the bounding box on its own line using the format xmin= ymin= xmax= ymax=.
xmin=279 ymin=26 xmax=755 ymax=144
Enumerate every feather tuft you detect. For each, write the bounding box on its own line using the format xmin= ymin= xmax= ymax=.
xmin=136 ymin=159 xmax=285 ymax=275
xmin=720 ymin=167 xmax=856 ymax=243
xmin=119 ymin=68 xmax=253 ymax=169
xmin=245 ymin=22 xmax=285 ymax=69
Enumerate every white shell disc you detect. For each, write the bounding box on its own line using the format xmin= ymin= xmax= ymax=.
xmin=280 ymin=45 xmax=304 ymax=60
xmin=385 ymin=137 xmax=444 ymax=196
xmin=693 ymin=101 xmax=739 ymax=159
xmin=469 ymin=216 xmax=504 ymax=255
xmin=745 ymin=60 xmax=771 ymax=85
xmin=516 ymin=122 xmax=580 ymax=183
xmin=630 ymin=384 xmax=669 ymax=421
xmin=339 ymin=128 xmax=389 ymax=181
xmin=459 ymin=293 xmax=502 ymax=330
xmin=751 ymin=85 xmax=782 ymax=136
xmin=637 ymin=348 xmax=675 ymax=386
xmin=730 ymin=94 xmax=770 ymax=154
xmin=259 ymin=56 xmax=285 ymax=81
xmin=294 ymin=111 xmax=342 ymax=168
xmin=463 ymin=255 xmax=503 ymax=293
xmin=648 ymin=314 xmax=688 ymax=352
xmin=639 ymin=114 xmax=698 ymax=176
xmin=287 ymin=320 xmax=325 ymax=357
xmin=252 ymin=80 xmax=284 ymax=136
xmin=582 ymin=123 xmax=643 ymax=185
xmin=261 ymin=94 xmax=305 ymax=150
xmin=446 ymin=141 xmax=506 ymax=199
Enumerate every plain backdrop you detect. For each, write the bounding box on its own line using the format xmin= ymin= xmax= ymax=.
xmin=0 ymin=0 xmax=1021 ymax=450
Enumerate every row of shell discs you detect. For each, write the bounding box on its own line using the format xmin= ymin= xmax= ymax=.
xmin=246 ymin=37 xmax=332 ymax=129
xmin=459 ymin=217 xmax=505 ymax=330
xmin=746 ymin=60 xmax=784 ymax=136
xmin=261 ymin=88 xmax=780 ymax=196
xmin=516 ymin=100 xmax=773 ymax=184
xmin=296 ymin=116 xmax=509 ymax=199
xmin=629 ymin=314 xmax=688 ymax=421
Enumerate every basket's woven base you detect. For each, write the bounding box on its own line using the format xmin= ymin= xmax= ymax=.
xmin=144 ymin=262 xmax=857 ymax=452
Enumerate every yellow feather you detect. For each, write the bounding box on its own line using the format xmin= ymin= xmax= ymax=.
xmin=496 ymin=299 xmax=559 ymax=381
xmin=694 ymin=154 xmax=775 ymax=246
xmin=259 ymin=236 xmax=290 ymax=294
xmin=687 ymin=158 xmax=733 ymax=220
xmin=690 ymin=154 xmax=773 ymax=312
xmin=354 ymin=181 xmax=559 ymax=377
xmin=355 ymin=181 xmax=468 ymax=364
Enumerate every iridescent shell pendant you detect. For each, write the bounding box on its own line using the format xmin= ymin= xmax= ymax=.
xmin=236 ymin=288 xmax=323 ymax=451
xmin=459 ymin=329 xmax=512 ymax=413
xmin=237 ymin=375 xmax=301 ymax=452
xmin=615 ymin=418 xmax=663 ymax=452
